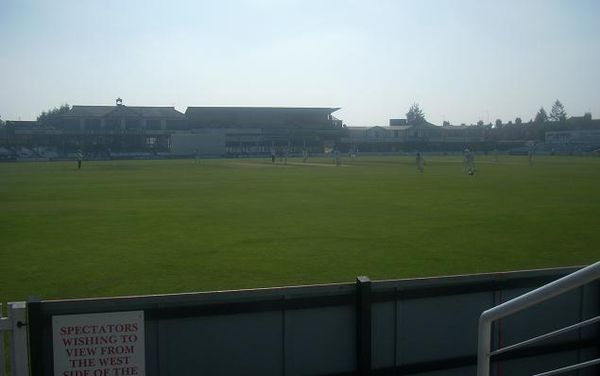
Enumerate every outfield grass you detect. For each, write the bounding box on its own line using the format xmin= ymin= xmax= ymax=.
xmin=1 ymin=155 xmax=599 ymax=301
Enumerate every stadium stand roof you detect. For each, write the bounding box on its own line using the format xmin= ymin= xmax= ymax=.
xmin=186 ymin=107 xmax=339 ymax=117
xmin=64 ymin=105 xmax=186 ymax=119
xmin=185 ymin=106 xmax=342 ymax=129
xmin=185 ymin=106 xmax=340 ymax=114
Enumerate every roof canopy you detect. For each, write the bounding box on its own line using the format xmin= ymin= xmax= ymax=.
xmin=186 ymin=106 xmax=339 ymax=117
xmin=63 ymin=105 xmax=186 ymax=120
xmin=185 ymin=107 xmax=342 ymax=129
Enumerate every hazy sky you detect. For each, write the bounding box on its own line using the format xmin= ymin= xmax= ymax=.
xmin=1 ymin=0 xmax=599 ymax=126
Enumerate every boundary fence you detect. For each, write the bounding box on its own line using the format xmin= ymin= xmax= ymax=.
xmin=2 ymin=265 xmax=598 ymax=375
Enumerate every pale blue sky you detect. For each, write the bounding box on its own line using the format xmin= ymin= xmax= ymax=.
xmin=1 ymin=0 xmax=599 ymax=126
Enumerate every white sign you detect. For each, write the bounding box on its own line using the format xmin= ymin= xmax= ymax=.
xmin=52 ymin=311 xmax=145 ymax=376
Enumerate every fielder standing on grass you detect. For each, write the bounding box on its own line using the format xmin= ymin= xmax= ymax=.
xmin=76 ymin=149 xmax=83 ymax=170
xmin=528 ymin=143 xmax=535 ymax=166
xmin=464 ymin=148 xmax=475 ymax=175
xmin=416 ymin=152 xmax=424 ymax=173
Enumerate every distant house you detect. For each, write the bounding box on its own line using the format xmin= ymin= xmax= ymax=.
xmin=545 ymin=130 xmax=600 ymax=146
xmin=340 ymin=120 xmax=486 ymax=152
xmin=439 ymin=124 xmax=487 ymax=143
xmin=543 ymin=115 xmax=600 ymax=148
xmin=563 ymin=115 xmax=600 ymax=130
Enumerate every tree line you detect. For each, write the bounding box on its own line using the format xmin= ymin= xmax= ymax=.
xmin=37 ymin=104 xmax=71 ymax=127
xmin=405 ymin=100 xmax=597 ymax=141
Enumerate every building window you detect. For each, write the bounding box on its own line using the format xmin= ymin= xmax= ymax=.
xmin=146 ymin=136 xmax=158 ymax=146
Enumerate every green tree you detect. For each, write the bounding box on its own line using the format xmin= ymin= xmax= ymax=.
xmin=37 ymin=104 xmax=70 ymax=127
xmin=550 ymin=100 xmax=567 ymax=122
xmin=495 ymin=119 xmax=503 ymax=127
xmin=534 ymin=107 xmax=548 ymax=123
xmin=406 ymin=103 xmax=426 ymax=125
xmin=515 ymin=117 xmax=522 ymax=125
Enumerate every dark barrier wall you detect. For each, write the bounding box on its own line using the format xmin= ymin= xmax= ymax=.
xmin=28 ymin=266 xmax=600 ymax=376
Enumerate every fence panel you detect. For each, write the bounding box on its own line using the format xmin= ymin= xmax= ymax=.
xmin=159 ymin=312 xmax=283 ymax=376
xmin=8 ymin=303 xmax=28 ymax=376
xmin=1 ymin=302 xmax=31 ymax=376
xmin=27 ymin=266 xmax=600 ymax=376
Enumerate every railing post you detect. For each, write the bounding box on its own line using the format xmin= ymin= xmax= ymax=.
xmin=8 ymin=302 xmax=29 ymax=376
xmin=356 ymin=276 xmax=372 ymax=376
xmin=477 ymin=315 xmax=492 ymax=376
xmin=1 ymin=303 xmax=5 ymax=376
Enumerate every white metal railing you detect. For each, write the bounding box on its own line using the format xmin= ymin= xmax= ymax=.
xmin=0 ymin=302 xmax=29 ymax=376
xmin=477 ymin=260 xmax=600 ymax=376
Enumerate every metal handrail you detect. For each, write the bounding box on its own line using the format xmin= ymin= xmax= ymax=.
xmin=490 ymin=315 xmax=600 ymax=357
xmin=532 ymin=358 xmax=600 ymax=376
xmin=477 ymin=260 xmax=600 ymax=376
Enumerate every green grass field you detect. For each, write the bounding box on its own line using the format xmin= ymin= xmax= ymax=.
xmin=1 ymin=155 xmax=599 ymax=302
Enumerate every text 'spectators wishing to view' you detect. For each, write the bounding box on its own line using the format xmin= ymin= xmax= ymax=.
xmin=53 ymin=311 xmax=145 ymax=376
